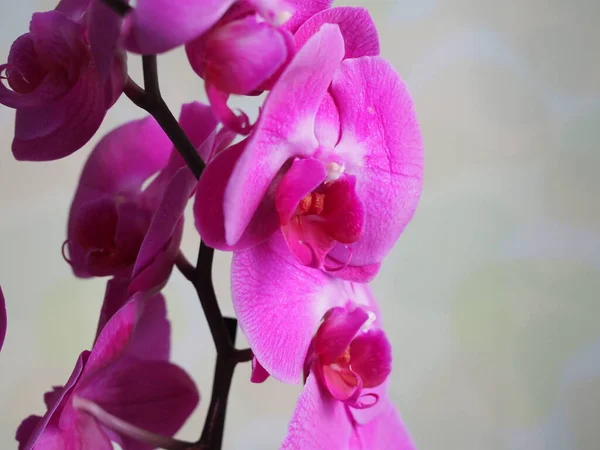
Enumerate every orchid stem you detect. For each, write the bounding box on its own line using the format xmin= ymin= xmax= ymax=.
xmin=108 ymin=2 xmax=253 ymax=447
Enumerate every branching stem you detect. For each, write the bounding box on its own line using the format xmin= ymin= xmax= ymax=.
xmin=102 ymin=2 xmax=253 ymax=449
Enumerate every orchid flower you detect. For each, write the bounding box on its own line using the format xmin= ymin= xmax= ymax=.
xmin=16 ymin=288 xmax=199 ymax=450
xmin=66 ymin=102 xmax=218 ymax=294
xmin=231 ymin=232 xmax=413 ymax=448
xmin=0 ymin=10 xmax=125 ymax=161
xmin=195 ymin=24 xmax=423 ymax=282
xmin=0 ymin=286 xmax=6 ymax=353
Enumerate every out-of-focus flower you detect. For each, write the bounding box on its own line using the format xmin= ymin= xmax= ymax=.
xmin=66 ymin=102 xmax=218 ymax=294
xmin=16 ymin=291 xmax=199 ymax=450
xmin=0 ymin=10 xmax=125 ymax=161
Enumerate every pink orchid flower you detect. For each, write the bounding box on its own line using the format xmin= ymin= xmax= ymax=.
xmin=16 ymin=289 xmax=199 ymax=450
xmin=0 ymin=10 xmax=125 ymax=161
xmin=195 ymin=24 xmax=423 ymax=282
xmin=0 ymin=286 xmax=6 ymax=352
xmin=66 ymin=102 xmax=218 ymax=294
xmin=232 ymin=233 xmax=414 ymax=448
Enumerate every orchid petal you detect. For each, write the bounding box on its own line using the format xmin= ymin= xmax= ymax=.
xmin=283 ymin=0 xmax=333 ymax=33
xmin=94 ymin=277 xmax=131 ymax=341
xmin=77 ymin=359 xmax=199 ymax=450
xmin=251 ymin=357 xmax=271 ymax=383
xmin=314 ymin=92 xmax=340 ymax=148
xmin=84 ymin=293 xmax=169 ymax=377
xmin=224 ymin=24 xmax=345 ymax=246
xmin=12 ymin=64 xmax=107 ymax=161
xmin=88 ymin=0 xmax=123 ymax=79
xmin=281 ymin=373 xmax=352 ymax=449
xmin=55 ymin=0 xmax=90 ymax=20
xmin=295 ymin=7 xmax=380 ymax=58
xmin=0 ymin=286 xmax=6 ymax=352
xmin=130 ymin=167 xmax=196 ymax=294
xmin=29 ymin=11 xmax=87 ymax=72
xmin=231 ymin=232 xmax=346 ymax=383
xmin=274 ymin=158 xmax=327 ymax=224
xmin=18 ymin=352 xmax=89 ymax=450
xmin=205 ymin=83 xmax=251 ymax=134
xmin=329 ymin=57 xmax=423 ymax=266
xmin=348 ymin=329 xmax=392 ymax=388
xmin=315 ymin=306 xmax=368 ymax=364
xmin=189 ymin=15 xmax=289 ymax=94
xmin=123 ymin=0 xmax=235 ymax=54
xmin=352 ymin=398 xmax=416 ymax=450
xmin=282 ymin=216 xmax=336 ymax=267
xmin=323 ymin=259 xmax=380 ymax=283
xmin=194 ymin=140 xmax=280 ymax=250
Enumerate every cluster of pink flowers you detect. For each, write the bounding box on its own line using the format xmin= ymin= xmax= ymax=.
xmin=0 ymin=0 xmax=423 ymax=448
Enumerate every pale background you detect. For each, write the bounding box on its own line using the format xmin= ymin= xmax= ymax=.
xmin=1 ymin=0 xmax=599 ymax=449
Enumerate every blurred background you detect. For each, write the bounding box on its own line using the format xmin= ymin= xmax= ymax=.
xmin=1 ymin=0 xmax=599 ymax=448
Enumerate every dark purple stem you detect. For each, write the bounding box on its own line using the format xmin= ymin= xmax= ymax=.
xmin=103 ymin=1 xmax=252 ymax=449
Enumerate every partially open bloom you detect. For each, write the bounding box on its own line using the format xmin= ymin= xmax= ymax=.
xmin=16 ymin=289 xmax=199 ymax=450
xmin=0 ymin=10 xmax=125 ymax=161
xmin=0 ymin=286 xmax=6 ymax=352
xmin=186 ymin=4 xmax=296 ymax=133
xmin=195 ymin=24 xmax=423 ymax=282
xmin=66 ymin=102 xmax=217 ymax=293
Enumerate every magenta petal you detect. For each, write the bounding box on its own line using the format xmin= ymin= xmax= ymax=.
xmin=88 ymin=0 xmax=123 ymax=79
xmin=232 ymin=232 xmax=346 ymax=383
xmin=178 ymin=101 xmax=219 ymax=151
xmin=131 ymin=167 xmax=196 ymax=293
xmin=194 ymin=140 xmax=280 ymax=250
xmin=295 ymin=7 xmax=380 ymax=58
xmin=199 ymin=15 xmax=289 ymax=94
xmin=55 ymin=0 xmax=90 ymax=20
xmin=251 ymin=357 xmax=270 ymax=383
xmin=314 ymin=92 xmax=340 ymax=148
xmin=223 ymin=24 xmax=345 ymax=246
xmin=16 ymin=416 xmax=42 ymax=450
xmin=321 ymin=364 xmax=362 ymax=404
xmin=18 ymin=351 xmax=89 ymax=450
xmin=11 ymin=65 xmax=106 ymax=161
xmin=324 ymin=259 xmax=380 ymax=283
xmin=275 ymin=158 xmax=327 ymax=224
xmin=78 ymin=359 xmax=199 ymax=450
xmin=29 ymin=11 xmax=86 ymax=71
xmin=94 ymin=277 xmax=131 ymax=341
xmin=281 ymin=373 xmax=353 ymax=449
xmin=315 ymin=306 xmax=368 ymax=364
xmin=84 ymin=293 xmax=169 ymax=378
xmin=352 ymin=398 xmax=416 ymax=450
xmin=330 ymin=57 xmax=423 ymax=266
xmin=0 ymin=286 xmax=5 ymax=352
xmin=348 ymin=329 xmax=392 ymax=389
xmin=75 ymin=116 xmax=171 ymax=195
xmin=123 ymin=0 xmax=235 ymax=54
xmin=283 ymin=0 xmax=333 ymax=33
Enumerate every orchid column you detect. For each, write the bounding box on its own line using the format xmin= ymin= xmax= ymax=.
xmin=0 ymin=0 xmax=423 ymax=449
